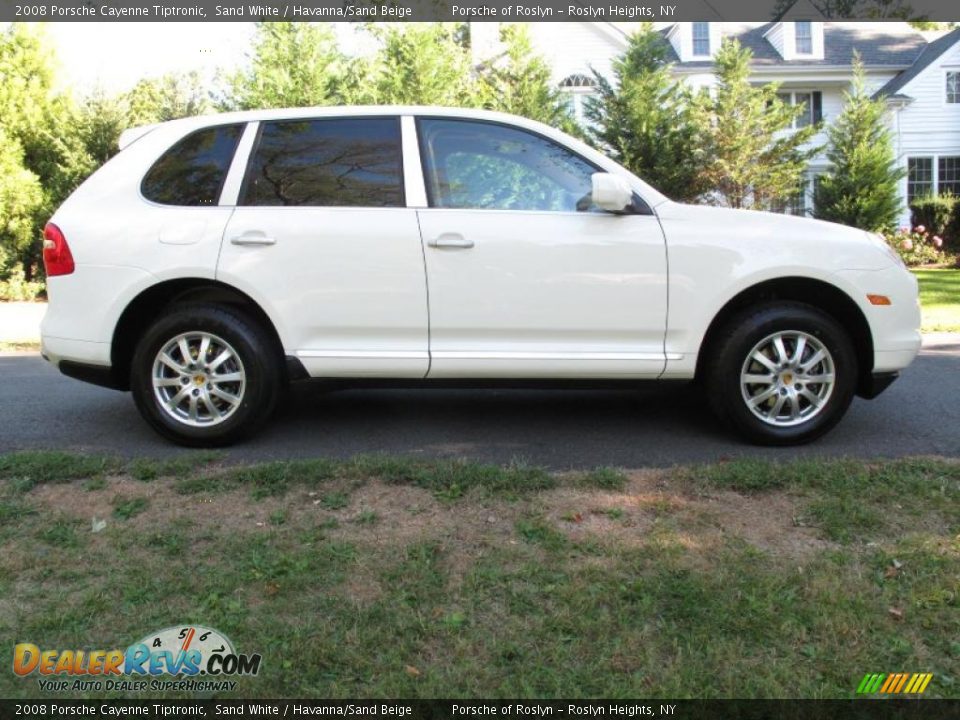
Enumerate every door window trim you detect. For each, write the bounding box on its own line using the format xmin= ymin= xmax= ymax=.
xmin=413 ymin=116 xmax=652 ymax=215
xmin=401 ymin=115 xmax=428 ymax=208
xmin=219 ymin=121 xmax=260 ymax=206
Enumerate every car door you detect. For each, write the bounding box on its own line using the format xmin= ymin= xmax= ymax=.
xmin=217 ymin=116 xmax=429 ymax=378
xmin=414 ymin=117 xmax=668 ymax=378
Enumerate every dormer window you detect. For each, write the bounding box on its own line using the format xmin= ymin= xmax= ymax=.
xmin=795 ymin=21 xmax=813 ymax=55
xmin=692 ymin=22 xmax=710 ymax=57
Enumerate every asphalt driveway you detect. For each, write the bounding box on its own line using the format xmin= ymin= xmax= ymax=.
xmin=0 ymin=337 xmax=957 ymax=469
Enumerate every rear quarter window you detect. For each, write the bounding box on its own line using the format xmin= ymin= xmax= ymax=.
xmin=141 ymin=124 xmax=243 ymax=206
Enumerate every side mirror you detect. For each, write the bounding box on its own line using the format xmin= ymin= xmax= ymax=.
xmin=591 ymin=173 xmax=634 ymax=213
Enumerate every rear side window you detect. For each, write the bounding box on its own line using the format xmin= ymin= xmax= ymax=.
xmin=141 ymin=124 xmax=243 ymax=206
xmin=241 ymin=117 xmax=404 ymax=207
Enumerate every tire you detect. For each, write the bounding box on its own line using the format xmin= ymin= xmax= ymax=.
xmin=130 ymin=304 xmax=281 ymax=446
xmin=704 ymin=302 xmax=858 ymax=446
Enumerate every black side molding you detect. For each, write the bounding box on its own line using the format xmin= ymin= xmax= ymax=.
xmin=58 ymin=360 xmax=128 ymax=391
xmin=857 ymin=371 xmax=899 ymax=400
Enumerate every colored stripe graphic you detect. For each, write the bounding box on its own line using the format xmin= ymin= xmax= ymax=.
xmin=893 ymin=674 xmax=909 ymax=693
xmin=859 ymin=672 xmax=933 ymax=694
xmin=880 ymin=674 xmax=896 ymax=693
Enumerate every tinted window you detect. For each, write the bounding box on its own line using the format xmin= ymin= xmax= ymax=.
xmin=418 ymin=118 xmax=598 ymax=212
xmin=141 ymin=124 xmax=243 ymax=206
xmin=242 ymin=118 xmax=403 ymax=207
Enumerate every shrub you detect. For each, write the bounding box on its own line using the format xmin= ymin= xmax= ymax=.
xmin=883 ymin=225 xmax=947 ymax=267
xmin=909 ymin=195 xmax=956 ymax=245
xmin=950 ymin=198 xmax=960 ymax=247
xmin=0 ymin=264 xmax=44 ymax=301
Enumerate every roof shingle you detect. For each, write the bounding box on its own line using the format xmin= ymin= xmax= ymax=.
xmin=663 ymin=22 xmax=930 ymax=68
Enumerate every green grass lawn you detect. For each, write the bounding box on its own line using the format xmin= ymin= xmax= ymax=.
xmin=915 ymin=268 xmax=960 ymax=332
xmin=0 ymin=451 xmax=957 ymax=699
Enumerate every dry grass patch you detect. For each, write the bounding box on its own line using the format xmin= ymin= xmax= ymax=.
xmin=1 ymin=451 xmax=957 ymax=698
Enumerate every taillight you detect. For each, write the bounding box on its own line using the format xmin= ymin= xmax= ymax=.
xmin=42 ymin=223 xmax=75 ymax=277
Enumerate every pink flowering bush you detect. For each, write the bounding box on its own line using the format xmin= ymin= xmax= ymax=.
xmin=884 ymin=225 xmax=947 ymax=266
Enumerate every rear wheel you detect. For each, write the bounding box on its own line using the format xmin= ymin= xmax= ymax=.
xmin=705 ymin=302 xmax=858 ymax=445
xmin=131 ymin=305 xmax=281 ymax=446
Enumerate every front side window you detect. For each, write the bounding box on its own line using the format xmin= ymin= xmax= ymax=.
xmin=947 ymin=72 xmax=959 ymax=104
xmin=242 ymin=117 xmax=403 ymax=207
xmin=939 ymin=156 xmax=960 ymax=195
xmin=692 ymin=22 xmax=710 ymax=56
xmin=417 ymin=118 xmax=599 ymax=213
xmin=907 ymin=157 xmax=933 ymax=202
xmin=141 ymin=124 xmax=243 ymax=206
xmin=795 ymin=21 xmax=813 ymax=55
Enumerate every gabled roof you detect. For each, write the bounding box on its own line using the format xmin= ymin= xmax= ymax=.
xmin=874 ymin=27 xmax=960 ymax=98
xmin=774 ymin=0 xmax=829 ymax=21
xmin=662 ymin=22 xmax=929 ymax=68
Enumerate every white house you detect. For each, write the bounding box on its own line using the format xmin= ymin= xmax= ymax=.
xmin=471 ymin=21 xmax=960 ymax=226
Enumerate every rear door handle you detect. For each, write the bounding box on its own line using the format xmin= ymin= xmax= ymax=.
xmin=230 ymin=232 xmax=276 ymax=246
xmin=428 ymin=233 xmax=474 ymax=249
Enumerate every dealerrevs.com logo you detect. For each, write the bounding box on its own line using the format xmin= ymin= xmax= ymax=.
xmin=13 ymin=625 xmax=261 ymax=693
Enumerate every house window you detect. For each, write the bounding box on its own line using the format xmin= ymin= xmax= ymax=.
xmin=907 ymin=157 xmax=933 ymax=201
xmin=948 ymin=72 xmax=959 ymax=104
xmin=692 ymin=22 xmax=710 ymax=57
xmin=795 ymin=21 xmax=813 ymax=55
xmin=777 ymin=91 xmax=820 ymax=128
xmin=559 ymin=73 xmax=597 ymax=125
xmin=939 ymin=156 xmax=960 ymax=195
xmin=772 ymin=177 xmax=809 ymax=216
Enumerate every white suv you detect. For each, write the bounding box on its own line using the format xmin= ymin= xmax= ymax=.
xmin=41 ymin=106 xmax=920 ymax=446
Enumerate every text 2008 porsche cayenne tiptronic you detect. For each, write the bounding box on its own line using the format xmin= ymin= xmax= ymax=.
xmin=40 ymin=106 xmax=920 ymax=446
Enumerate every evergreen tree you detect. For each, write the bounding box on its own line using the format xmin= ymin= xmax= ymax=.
xmin=695 ymin=40 xmax=820 ymax=209
xmin=813 ymin=54 xmax=904 ymax=231
xmin=126 ymin=72 xmax=211 ymax=125
xmin=584 ymin=24 xmax=706 ymax=202
xmin=225 ymin=22 xmax=344 ymax=110
xmin=76 ymin=89 xmax=132 ymax=167
xmin=352 ymin=24 xmax=479 ymax=106
xmin=0 ymin=127 xmax=43 ymax=276
xmin=476 ymin=24 xmax=572 ymax=130
xmin=0 ymin=25 xmax=93 ymax=278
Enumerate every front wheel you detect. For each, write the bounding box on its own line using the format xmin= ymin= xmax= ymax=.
xmin=131 ymin=305 xmax=281 ymax=446
xmin=705 ymin=302 xmax=858 ymax=446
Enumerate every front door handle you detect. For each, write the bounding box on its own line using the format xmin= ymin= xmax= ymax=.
xmin=428 ymin=233 xmax=474 ymax=249
xmin=230 ymin=232 xmax=276 ymax=246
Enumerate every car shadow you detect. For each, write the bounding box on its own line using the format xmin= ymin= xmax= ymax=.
xmin=3 ymin=352 xmax=958 ymax=468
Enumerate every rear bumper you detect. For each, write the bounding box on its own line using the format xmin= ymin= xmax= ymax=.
xmin=857 ymin=371 xmax=900 ymax=400
xmin=58 ymin=360 xmax=127 ymax=391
